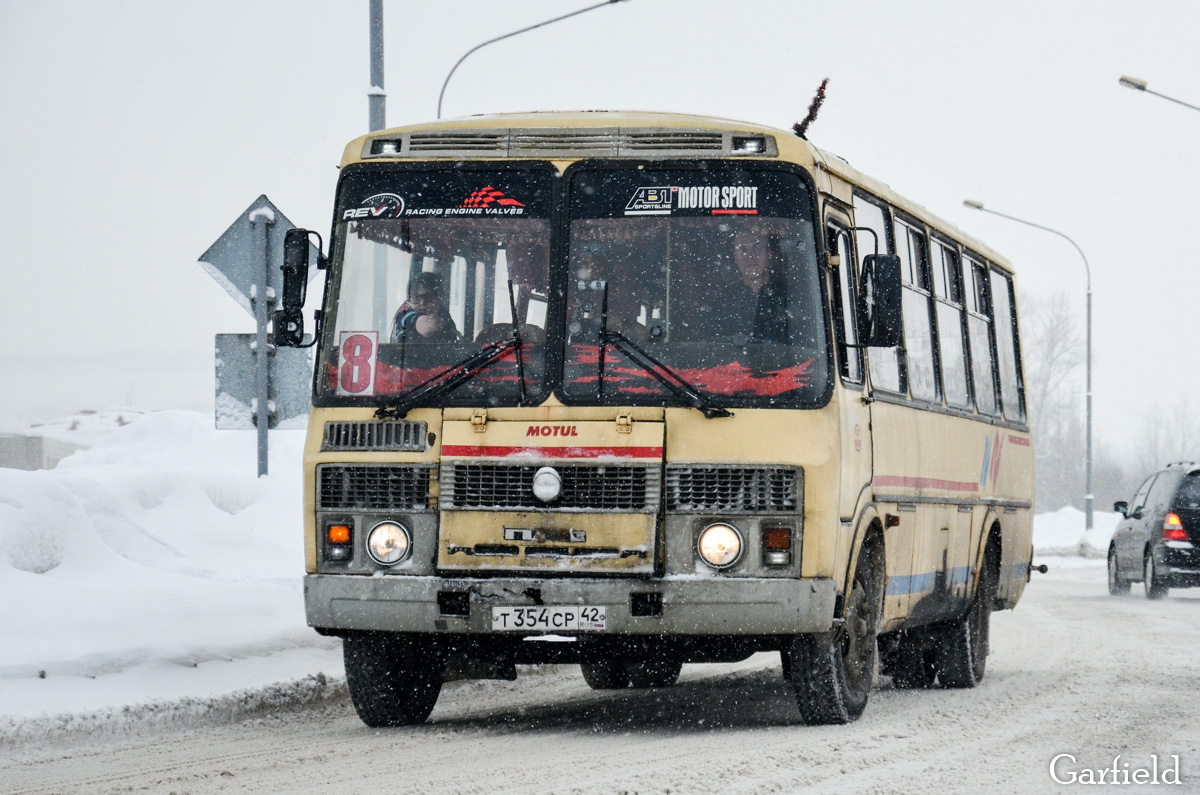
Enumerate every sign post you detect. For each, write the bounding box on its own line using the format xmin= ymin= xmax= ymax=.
xmin=199 ymin=195 xmax=318 ymax=476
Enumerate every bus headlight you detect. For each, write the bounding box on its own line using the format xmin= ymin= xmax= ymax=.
xmin=366 ymin=521 xmax=411 ymax=566
xmin=697 ymin=523 xmax=743 ymax=569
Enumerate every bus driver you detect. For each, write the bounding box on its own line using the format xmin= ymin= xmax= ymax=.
xmin=390 ymin=272 xmax=461 ymax=343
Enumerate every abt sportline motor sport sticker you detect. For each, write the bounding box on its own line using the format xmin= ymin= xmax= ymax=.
xmin=625 ymin=185 xmax=760 ymax=216
xmin=342 ymin=186 xmax=527 ymax=220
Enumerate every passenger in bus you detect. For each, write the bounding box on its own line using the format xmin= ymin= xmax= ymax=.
xmin=390 ymin=272 xmax=461 ymax=343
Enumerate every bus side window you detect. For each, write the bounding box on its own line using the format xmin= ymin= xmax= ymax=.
xmin=966 ymin=256 xmax=999 ymax=416
xmin=896 ymin=219 xmax=939 ymax=403
xmin=932 ymin=240 xmax=971 ymax=409
xmin=990 ymin=268 xmax=1026 ymax=422
xmin=851 ymin=194 xmax=901 ymax=393
xmin=826 ymin=225 xmax=862 ymax=384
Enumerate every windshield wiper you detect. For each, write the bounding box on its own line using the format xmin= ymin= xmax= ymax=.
xmin=376 ymin=280 xmax=528 ymax=420
xmin=375 ymin=337 xmax=519 ymax=420
xmin=596 ymin=281 xmax=732 ymax=419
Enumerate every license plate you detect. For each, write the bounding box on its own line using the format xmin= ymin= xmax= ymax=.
xmin=491 ymin=605 xmax=607 ymax=632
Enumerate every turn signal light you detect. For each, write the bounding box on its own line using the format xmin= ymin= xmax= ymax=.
xmin=1163 ymin=513 xmax=1188 ymax=542
xmin=327 ymin=524 xmax=352 ymax=544
xmin=762 ymin=527 xmax=793 ymax=566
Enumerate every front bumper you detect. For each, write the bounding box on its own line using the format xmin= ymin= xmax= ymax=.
xmin=305 ymin=574 xmax=837 ymax=636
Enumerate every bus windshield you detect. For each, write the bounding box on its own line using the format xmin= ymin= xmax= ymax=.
xmin=318 ymin=166 xmax=554 ymax=407
xmin=563 ymin=166 xmax=830 ymax=409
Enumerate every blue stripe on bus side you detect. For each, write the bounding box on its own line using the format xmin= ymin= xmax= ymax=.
xmin=883 ymin=564 xmax=1028 ymax=596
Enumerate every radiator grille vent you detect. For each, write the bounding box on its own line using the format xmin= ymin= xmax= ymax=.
xmin=321 ymin=421 xmax=427 ymax=452
xmin=365 ymin=128 xmax=775 ymax=159
xmin=318 ymin=465 xmax=433 ymax=511
xmin=440 ymin=462 xmax=661 ymax=513
xmin=665 ymin=465 xmax=800 ymax=513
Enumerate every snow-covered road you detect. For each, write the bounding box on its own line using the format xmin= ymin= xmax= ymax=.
xmin=3 ymin=560 xmax=1197 ymax=794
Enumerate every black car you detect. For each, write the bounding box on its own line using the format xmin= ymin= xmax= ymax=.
xmin=1109 ymin=462 xmax=1200 ymax=598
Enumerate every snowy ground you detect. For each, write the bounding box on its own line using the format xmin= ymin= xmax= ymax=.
xmin=2 ymin=412 xmax=1181 ymax=791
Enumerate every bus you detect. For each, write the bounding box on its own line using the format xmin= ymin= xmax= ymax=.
xmin=275 ymin=110 xmax=1035 ymax=726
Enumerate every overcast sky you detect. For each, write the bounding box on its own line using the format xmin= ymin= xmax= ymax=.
xmin=1 ymin=0 xmax=1197 ymax=451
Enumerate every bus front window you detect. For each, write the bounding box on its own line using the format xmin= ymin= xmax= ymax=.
xmin=563 ymin=167 xmax=830 ymax=409
xmin=318 ymin=167 xmax=553 ymax=407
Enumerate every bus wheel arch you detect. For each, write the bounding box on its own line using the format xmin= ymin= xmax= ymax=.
xmin=937 ymin=529 xmax=1000 ymax=689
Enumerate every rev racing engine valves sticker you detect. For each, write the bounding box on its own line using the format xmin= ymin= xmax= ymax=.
xmin=342 ymin=192 xmax=405 ymax=220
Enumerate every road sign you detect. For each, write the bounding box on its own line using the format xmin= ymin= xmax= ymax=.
xmin=198 ymin=195 xmax=318 ymax=317
xmin=199 ymin=195 xmax=320 ymax=476
xmin=215 ymin=335 xmax=312 ymax=430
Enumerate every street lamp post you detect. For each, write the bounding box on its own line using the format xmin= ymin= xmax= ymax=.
xmin=1119 ymin=76 xmax=1200 ymax=114
xmin=437 ymin=0 xmax=627 ymax=119
xmin=963 ymin=200 xmax=1094 ymax=532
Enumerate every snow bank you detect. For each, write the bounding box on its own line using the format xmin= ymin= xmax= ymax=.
xmin=1031 ymin=506 xmax=1120 ymax=558
xmin=0 ymin=411 xmax=342 ymax=740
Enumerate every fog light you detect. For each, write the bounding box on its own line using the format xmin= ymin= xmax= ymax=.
xmin=532 ymin=466 xmax=562 ymax=503
xmin=366 ymin=521 xmax=411 ymax=566
xmin=697 ymin=523 xmax=743 ymax=569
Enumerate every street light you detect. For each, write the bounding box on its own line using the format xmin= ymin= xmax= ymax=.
xmin=437 ymin=0 xmax=628 ymax=119
xmin=963 ymin=200 xmax=1094 ymax=532
xmin=1119 ymin=75 xmax=1200 ymax=114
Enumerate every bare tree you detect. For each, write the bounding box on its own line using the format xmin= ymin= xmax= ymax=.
xmin=1019 ymin=290 xmax=1085 ymax=511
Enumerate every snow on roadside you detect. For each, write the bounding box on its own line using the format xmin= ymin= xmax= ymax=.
xmin=0 ymin=411 xmax=342 ymax=742
xmin=1031 ymin=505 xmax=1120 ymax=558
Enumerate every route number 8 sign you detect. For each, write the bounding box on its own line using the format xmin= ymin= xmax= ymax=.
xmin=336 ymin=331 xmax=379 ymax=396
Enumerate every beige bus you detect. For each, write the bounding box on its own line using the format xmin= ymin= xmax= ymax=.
xmin=276 ymin=110 xmax=1034 ymax=727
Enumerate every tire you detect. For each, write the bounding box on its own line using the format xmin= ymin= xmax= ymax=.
xmin=1144 ymin=552 xmax=1168 ymax=600
xmin=1108 ymin=548 xmax=1130 ymax=595
xmin=789 ymin=540 xmax=880 ymax=725
xmin=580 ymin=659 xmax=630 ymax=690
xmin=343 ymin=634 xmax=442 ymax=727
xmin=627 ymin=658 xmax=683 ymax=689
xmin=890 ymin=633 xmax=937 ymax=689
xmin=938 ymin=541 xmax=997 ymax=689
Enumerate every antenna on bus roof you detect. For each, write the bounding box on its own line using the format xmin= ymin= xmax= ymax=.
xmin=793 ymin=78 xmax=829 ymax=140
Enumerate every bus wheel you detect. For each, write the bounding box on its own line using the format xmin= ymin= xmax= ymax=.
xmin=343 ymin=633 xmax=442 ymax=727
xmin=580 ymin=659 xmax=630 ymax=689
xmin=890 ymin=633 xmax=937 ymax=689
xmin=627 ymin=658 xmax=683 ymax=688
xmin=789 ymin=541 xmax=880 ymax=724
xmin=938 ymin=542 xmax=997 ymax=688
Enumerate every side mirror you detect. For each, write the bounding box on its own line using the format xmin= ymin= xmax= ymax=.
xmin=1131 ymin=507 xmax=1145 ymax=520
xmin=857 ymin=254 xmax=903 ymax=347
xmin=281 ymin=228 xmax=311 ymax=311
xmin=274 ymin=228 xmax=317 ymax=347
xmin=1113 ymin=500 xmax=1128 ymax=517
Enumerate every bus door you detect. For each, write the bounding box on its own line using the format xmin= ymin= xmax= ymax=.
xmin=825 ymin=218 xmax=872 ymax=535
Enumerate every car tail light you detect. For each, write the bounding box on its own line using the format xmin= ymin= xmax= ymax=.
xmin=1163 ymin=513 xmax=1188 ymax=542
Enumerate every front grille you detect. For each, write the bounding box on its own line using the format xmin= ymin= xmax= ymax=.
xmin=318 ymin=464 xmax=433 ymax=511
xmin=666 ymin=465 xmax=800 ymax=513
xmin=321 ymin=421 xmax=427 ymax=452
xmin=440 ymin=462 xmax=661 ymax=512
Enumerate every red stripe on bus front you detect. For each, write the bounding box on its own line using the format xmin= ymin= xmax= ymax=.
xmin=873 ymin=475 xmax=979 ymax=492
xmin=1008 ymin=435 xmax=1031 ymax=447
xmin=441 ymin=445 xmax=663 ymax=459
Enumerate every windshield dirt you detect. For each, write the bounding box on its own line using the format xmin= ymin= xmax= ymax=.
xmin=318 ymin=166 xmax=553 ymax=407
xmin=562 ymin=166 xmax=829 ymax=409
